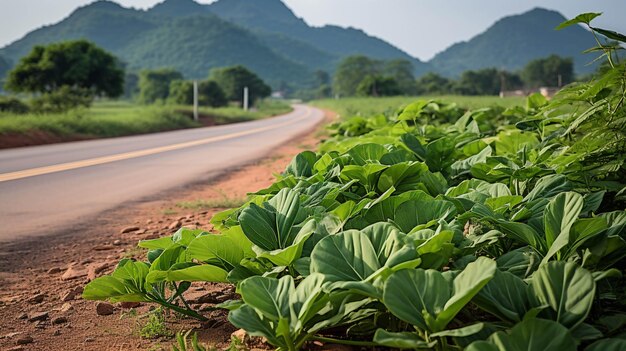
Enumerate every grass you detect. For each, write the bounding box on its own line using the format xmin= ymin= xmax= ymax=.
xmin=177 ymin=191 xmax=247 ymax=210
xmin=311 ymin=95 xmax=526 ymax=118
xmin=177 ymin=198 xmax=246 ymax=210
xmin=161 ymin=208 xmax=179 ymax=216
xmin=178 ymin=99 xmax=292 ymax=123
xmin=139 ymin=309 xmax=173 ymax=339
xmin=0 ymin=99 xmax=292 ymax=139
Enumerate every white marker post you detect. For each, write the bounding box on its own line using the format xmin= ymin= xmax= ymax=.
xmin=193 ymin=80 xmax=199 ymax=122
xmin=243 ymin=86 xmax=249 ymax=111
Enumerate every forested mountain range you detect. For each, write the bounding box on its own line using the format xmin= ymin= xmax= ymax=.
xmin=0 ymin=0 xmax=601 ymax=88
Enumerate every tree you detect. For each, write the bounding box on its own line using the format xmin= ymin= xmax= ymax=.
xmin=415 ymin=72 xmax=453 ymax=95
xmin=138 ymin=68 xmax=183 ymax=104
xmin=453 ymin=68 xmax=502 ymax=95
xmin=5 ymin=40 xmax=124 ymax=98
xmin=521 ymin=55 xmax=573 ymax=88
xmin=500 ymin=71 xmax=524 ymax=91
xmin=123 ymin=73 xmax=139 ymax=100
xmin=168 ymin=80 xmax=194 ymax=105
xmin=333 ymin=55 xmax=380 ymax=97
xmin=356 ymin=75 xmax=402 ymax=97
xmin=314 ymin=70 xmax=330 ymax=87
xmin=210 ymin=65 xmax=271 ymax=105
xmin=198 ymin=80 xmax=227 ymax=107
xmin=384 ymin=59 xmax=417 ymax=95
xmin=169 ymin=80 xmax=227 ymax=107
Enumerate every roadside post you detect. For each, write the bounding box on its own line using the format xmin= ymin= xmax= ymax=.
xmin=243 ymin=86 xmax=249 ymax=111
xmin=193 ymin=80 xmax=199 ymax=122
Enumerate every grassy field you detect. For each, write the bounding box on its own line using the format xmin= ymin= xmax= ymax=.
xmin=0 ymin=99 xmax=292 ymax=138
xmin=312 ymin=95 xmax=526 ymax=118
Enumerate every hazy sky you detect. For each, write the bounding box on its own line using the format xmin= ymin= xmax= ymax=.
xmin=1 ymin=0 xmax=625 ymax=61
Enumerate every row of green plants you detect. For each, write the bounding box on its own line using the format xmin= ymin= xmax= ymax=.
xmin=83 ymin=14 xmax=626 ymax=350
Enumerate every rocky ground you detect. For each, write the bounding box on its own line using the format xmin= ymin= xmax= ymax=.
xmin=0 ymin=111 xmax=335 ymax=350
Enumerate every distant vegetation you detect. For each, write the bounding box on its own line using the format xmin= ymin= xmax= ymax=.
xmin=312 ymin=95 xmax=526 ymax=118
xmin=138 ymin=68 xmax=183 ymax=104
xmin=169 ymin=80 xmax=227 ymax=107
xmin=210 ymin=65 xmax=271 ymax=105
xmin=332 ymin=56 xmax=417 ymax=97
xmin=331 ymin=54 xmax=575 ymax=98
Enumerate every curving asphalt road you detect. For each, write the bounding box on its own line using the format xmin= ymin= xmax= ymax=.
xmin=0 ymin=104 xmax=324 ymax=242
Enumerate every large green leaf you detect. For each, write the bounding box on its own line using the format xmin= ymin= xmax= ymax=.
xmin=393 ymin=198 xmax=457 ymax=233
xmin=310 ymin=223 xmax=419 ymax=296
xmin=494 ymin=130 xmax=539 ymax=156
xmin=346 ymin=143 xmax=388 ymax=165
xmin=383 ymin=257 xmax=496 ymax=332
xmin=233 ymin=274 xmax=330 ymax=350
xmin=83 ymin=260 xmax=151 ymax=302
xmin=186 ymin=227 xmax=253 ymax=271
xmin=564 ymin=217 xmax=608 ymax=259
xmin=474 ymin=270 xmax=532 ymax=323
xmin=467 ymin=318 xmax=577 ymax=351
xmin=376 ymin=162 xmax=427 ymax=193
xmin=256 ymin=219 xmax=316 ymax=266
xmin=239 ymin=275 xmax=292 ymax=320
xmin=383 ymin=268 xmax=451 ymax=331
xmin=340 ymin=163 xmax=388 ymax=192
xmin=239 ymin=188 xmax=309 ymax=251
xmin=284 ymin=151 xmax=317 ymax=177
xmin=435 ymin=257 xmax=497 ymax=330
xmin=496 ymin=247 xmax=540 ymax=278
xmin=556 ymin=12 xmax=601 ymax=29
xmin=524 ymin=174 xmax=572 ymax=202
xmin=542 ymin=192 xmax=584 ymax=263
xmin=530 ymin=261 xmax=595 ymax=328
xmin=592 ymin=27 xmax=626 ymax=44
xmin=495 ymin=220 xmax=545 ymax=253
xmin=586 ymin=339 xmax=626 ymax=351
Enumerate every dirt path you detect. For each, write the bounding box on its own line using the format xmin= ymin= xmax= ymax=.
xmin=0 ymin=110 xmax=335 ymax=351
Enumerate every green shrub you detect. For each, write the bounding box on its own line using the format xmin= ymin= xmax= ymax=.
xmin=30 ymin=86 xmax=93 ymax=113
xmin=0 ymin=96 xmax=29 ymax=114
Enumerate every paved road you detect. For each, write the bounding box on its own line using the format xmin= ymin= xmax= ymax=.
xmin=0 ymin=104 xmax=324 ymax=242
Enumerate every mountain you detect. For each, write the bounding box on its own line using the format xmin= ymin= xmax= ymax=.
xmin=429 ymin=8 xmax=598 ymax=76
xmin=0 ymin=1 xmax=603 ymax=89
xmin=207 ymin=0 xmax=430 ymax=74
xmin=0 ymin=54 xmax=10 ymax=79
xmin=149 ymin=0 xmax=207 ymax=17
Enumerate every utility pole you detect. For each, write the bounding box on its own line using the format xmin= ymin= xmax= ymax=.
xmin=193 ymin=80 xmax=199 ymax=122
xmin=243 ymin=86 xmax=249 ymax=111
xmin=499 ymin=70 xmax=506 ymax=98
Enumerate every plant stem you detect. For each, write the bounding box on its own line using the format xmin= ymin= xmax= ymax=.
xmin=311 ymin=335 xmax=379 ymax=347
xmin=157 ymin=300 xmax=208 ymax=321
